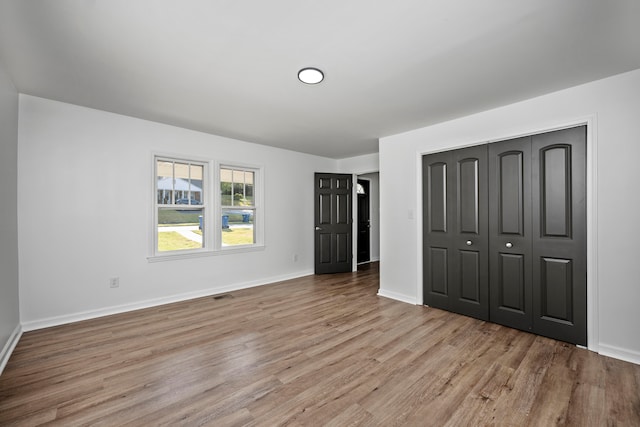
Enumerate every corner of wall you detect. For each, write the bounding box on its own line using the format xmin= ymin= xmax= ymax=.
xmin=0 ymin=324 xmax=22 ymax=376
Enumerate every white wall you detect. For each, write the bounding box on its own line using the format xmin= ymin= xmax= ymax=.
xmin=337 ymin=152 xmax=379 ymax=174
xmin=379 ymin=68 xmax=640 ymax=364
xmin=0 ymin=61 xmax=21 ymax=373
xmin=18 ymin=95 xmax=336 ymax=328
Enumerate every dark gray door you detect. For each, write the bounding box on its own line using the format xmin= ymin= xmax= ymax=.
xmin=423 ymin=145 xmax=489 ymax=320
xmin=315 ymin=173 xmax=353 ymax=274
xmin=357 ymin=179 xmax=371 ymax=264
xmin=531 ymin=127 xmax=587 ymax=345
xmin=488 ymin=136 xmax=534 ymax=331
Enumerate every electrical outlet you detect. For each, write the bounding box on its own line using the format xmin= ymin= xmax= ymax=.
xmin=109 ymin=277 xmax=120 ymax=288
xmin=293 ymin=254 xmax=298 ymax=262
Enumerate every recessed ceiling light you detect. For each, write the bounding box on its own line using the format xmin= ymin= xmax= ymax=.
xmin=298 ymin=67 xmax=324 ymax=85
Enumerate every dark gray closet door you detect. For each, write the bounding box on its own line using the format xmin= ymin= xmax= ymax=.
xmin=423 ymin=145 xmax=489 ymax=320
xmin=531 ymin=126 xmax=587 ymax=345
xmin=424 ymin=126 xmax=587 ymax=345
xmin=488 ymin=137 xmax=533 ymax=331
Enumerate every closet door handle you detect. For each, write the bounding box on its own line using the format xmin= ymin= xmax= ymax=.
xmin=505 ymin=242 xmax=513 ymax=248
xmin=465 ymin=240 xmax=473 ymax=246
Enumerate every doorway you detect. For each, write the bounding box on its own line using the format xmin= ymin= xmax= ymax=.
xmin=356 ymin=172 xmax=379 ymax=270
xmin=357 ymin=179 xmax=371 ymax=264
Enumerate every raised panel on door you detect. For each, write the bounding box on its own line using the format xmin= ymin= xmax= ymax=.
xmin=540 ymin=146 xmax=572 ymax=237
xmin=458 ymin=158 xmax=480 ymax=234
xmin=428 ymin=247 xmax=449 ymax=296
xmin=318 ymin=232 xmax=332 ymax=265
xmin=459 ymin=250 xmax=480 ymax=302
xmin=539 ymin=257 xmax=573 ymax=322
xmin=489 ymin=137 xmax=533 ymax=331
xmin=428 ymin=162 xmax=448 ymax=233
xmin=318 ymin=193 xmax=332 ymax=225
xmin=494 ymin=253 xmax=530 ymax=329
xmin=498 ymin=152 xmax=524 ymax=235
xmin=336 ymin=193 xmax=350 ymax=224
xmin=335 ymin=232 xmax=350 ymax=263
xmin=531 ymin=126 xmax=587 ymax=345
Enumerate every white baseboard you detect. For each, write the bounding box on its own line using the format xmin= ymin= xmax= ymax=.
xmin=0 ymin=324 xmax=23 ymax=376
xmin=598 ymin=343 xmax=640 ymax=366
xmin=22 ymin=269 xmax=314 ymax=332
xmin=377 ymin=288 xmax=418 ymax=305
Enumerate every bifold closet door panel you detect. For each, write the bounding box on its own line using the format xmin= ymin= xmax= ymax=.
xmin=423 ymin=146 xmax=489 ymax=320
xmin=488 ymin=137 xmax=533 ymax=331
xmin=450 ymin=146 xmax=489 ymax=320
xmin=531 ymin=126 xmax=587 ymax=345
xmin=423 ymin=151 xmax=454 ymax=311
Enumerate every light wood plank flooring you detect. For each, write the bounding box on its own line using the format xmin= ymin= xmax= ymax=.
xmin=1 ymin=263 xmax=639 ymax=426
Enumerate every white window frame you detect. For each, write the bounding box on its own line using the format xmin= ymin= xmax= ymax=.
xmin=148 ymin=154 xmax=264 ymax=262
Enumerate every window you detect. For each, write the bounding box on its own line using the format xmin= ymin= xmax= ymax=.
xmin=155 ymin=158 xmax=207 ymax=254
xmin=220 ymin=166 xmax=257 ymax=247
xmin=151 ymin=156 xmax=263 ymax=260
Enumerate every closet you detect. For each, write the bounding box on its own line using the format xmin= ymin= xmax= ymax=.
xmin=422 ymin=126 xmax=586 ymax=345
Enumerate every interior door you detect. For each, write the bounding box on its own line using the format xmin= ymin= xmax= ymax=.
xmin=488 ymin=137 xmax=534 ymax=332
xmin=531 ymin=126 xmax=587 ymax=345
xmin=315 ymin=173 xmax=353 ymax=274
xmin=423 ymin=145 xmax=489 ymax=320
xmin=357 ymin=179 xmax=371 ymax=264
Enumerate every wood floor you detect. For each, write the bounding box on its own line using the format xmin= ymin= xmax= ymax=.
xmin=1 ymin=263 xmax=639 ymax=426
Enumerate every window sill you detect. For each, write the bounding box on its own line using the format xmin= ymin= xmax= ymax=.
xmin=147 ymin=244 xmax=265 ymax=263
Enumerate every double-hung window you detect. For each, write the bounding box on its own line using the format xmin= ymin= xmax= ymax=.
xmin=155 ymin=158 xmax=207 ymax=254
xmin=152 ymin=156 xmax=263 ymax=260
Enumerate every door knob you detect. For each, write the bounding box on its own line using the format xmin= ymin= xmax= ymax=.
xmin=315 ymin=226 xmax=322 ymax=231
xmin=466 ymin=240 xmax=473 ymax=246
xmin=505 ymin=242 xmax=513 ymax=248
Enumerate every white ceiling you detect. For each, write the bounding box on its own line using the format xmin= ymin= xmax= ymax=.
xmin=1 ymin=1 xmax=639 ymax=159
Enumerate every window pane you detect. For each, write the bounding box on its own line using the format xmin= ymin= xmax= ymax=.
xmin=157 ymin=207 xmax=204 ymax=252
xmin=244 ymin=171 xmax=254 ymax=206
xmin=174 ymin=162 xmax=190 ymax=180
xmin=157 ymin=161 xmax=174 ymax=204
xmin=220 ymin=168 xmax=232 ymax=206
xmin=190 ymin=164 xmax=204 ymax=204
xmin=232 ymin=169 xmax=245 ymax=184
xmin=221 ymin=208 xmax=254 ymax=246
xmin=173 ymin=163 xmax=191 ymax=205
xmin=190 ymin=164 xmax=203 ymax=180
xmin=233 ymin=182 xmax=244 ymax=205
